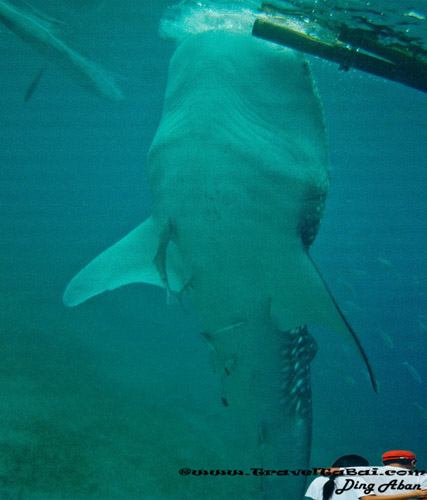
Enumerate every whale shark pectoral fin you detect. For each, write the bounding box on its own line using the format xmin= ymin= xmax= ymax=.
xmin=270 ymin=250 xmax=378 ymax=393
xmin=63 ymin=216 xmax=185 ymax=307
xmin=63 ymin=217 xmax=163 ymax=306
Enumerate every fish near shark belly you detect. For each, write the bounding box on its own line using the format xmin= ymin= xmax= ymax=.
xmin=64 ymin=32 xmax=377 ymax=500
xmin=200 ymin=317 xmax=318 ymax=499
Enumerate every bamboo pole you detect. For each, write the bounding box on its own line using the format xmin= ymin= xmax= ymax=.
xmin=252 ymin=18 xmax=427 ymax=94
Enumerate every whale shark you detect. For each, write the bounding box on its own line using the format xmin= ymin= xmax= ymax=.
xmin=64 ymin=31 xmax=377 ymax=499
xmin=0 ymin=0 xmax=122 ymax=100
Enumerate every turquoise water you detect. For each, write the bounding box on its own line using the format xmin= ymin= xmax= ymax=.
xmin=0 ymin=1 xmax=426 ymax=498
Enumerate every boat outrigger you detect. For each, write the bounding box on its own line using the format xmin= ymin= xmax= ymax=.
xmin=252 ymin=2 xmax=427 ymax=94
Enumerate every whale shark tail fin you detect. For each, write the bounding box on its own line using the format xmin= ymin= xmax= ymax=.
xmin=270 ymin=250 xmax=378 ymax=394
xmin=63 ymin=217 xmax=184 ymax=307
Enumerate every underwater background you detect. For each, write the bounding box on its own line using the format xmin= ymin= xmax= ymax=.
xmin=0 ymin=0 xmax=426 ymax=498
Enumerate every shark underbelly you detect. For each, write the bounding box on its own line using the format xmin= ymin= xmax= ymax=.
xmin=146 ymin=115 xmax=320 ymax=498
xmin=190 ymin=275 xmax=317 ymax=499
xmin=161 ymin=217 xmax=317 ymax=498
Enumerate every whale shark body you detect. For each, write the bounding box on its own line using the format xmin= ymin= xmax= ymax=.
xmin=64 ymin=32 xmax=376 ymax=499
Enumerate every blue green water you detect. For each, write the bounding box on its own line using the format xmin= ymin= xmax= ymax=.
xmin=0 ymin=1 xmax=426 ymax=498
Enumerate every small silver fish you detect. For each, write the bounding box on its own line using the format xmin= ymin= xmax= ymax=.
xmin=24 ymin=66 xmax=46 ymax=102
xmin=417 ymin=316 xmax=427 ymax=336
xmin=404 ymin=10 xmax=425 ymax=20
xmin=414 ymin=402 xmax=427 ymax=420
xmin=378 ymin=330 xmax=393 ymax=349
xmin=337 ymin=277 xmax=356 ymax=296
xmin=344 ymin=300 xmax=363 ymax=313
xmin=401 ymin=361 xmax=423 ymax=384
xmin=376 ymin=257 xmax=393 ymax=268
